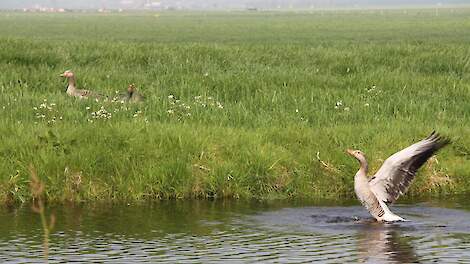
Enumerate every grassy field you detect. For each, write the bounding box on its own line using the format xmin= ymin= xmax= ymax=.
xmin=0 ymin=9 xmax=469 ymax=203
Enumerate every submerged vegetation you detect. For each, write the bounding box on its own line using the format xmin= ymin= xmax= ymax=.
xmin=0 ymin=9 xmax=469 ymax=203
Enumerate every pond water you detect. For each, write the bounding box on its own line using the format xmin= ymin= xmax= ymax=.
xmin=1 ymin=198 xmax=470 ymax=263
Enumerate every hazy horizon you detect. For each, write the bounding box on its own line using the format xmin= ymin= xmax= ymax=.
xmin=1 ymin=0 xmax=468 ymax=10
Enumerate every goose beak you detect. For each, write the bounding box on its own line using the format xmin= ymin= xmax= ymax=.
xmin=346 ymin=149 xmax=355 ymax=156
xmin=59 ymin=73 xmax=65 ymax=77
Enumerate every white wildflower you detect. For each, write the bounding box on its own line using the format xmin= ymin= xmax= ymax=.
xmin=367 ymin=84 xmax=377 ymax=93
xmin=133 ymin=110 xmax=143 ymax=118
xmin=90 ymin=106 xmax=111 ymax=120
xmin=335 ymin=100 xmax=343 ymax=109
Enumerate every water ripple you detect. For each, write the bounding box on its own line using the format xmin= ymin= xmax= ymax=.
xmin=1 ymin=202 xmax=470 ymax=263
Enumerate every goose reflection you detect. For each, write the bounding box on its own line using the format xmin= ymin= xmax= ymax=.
xmin=356 ymin=222 xmax=419 ymax=263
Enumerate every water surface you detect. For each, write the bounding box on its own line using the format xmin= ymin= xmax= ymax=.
xmin=1 ymin=198 xmax=470 ymax=263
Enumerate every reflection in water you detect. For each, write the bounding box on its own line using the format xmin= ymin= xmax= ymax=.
xmin=357 ymin=223 xmax=419 ymax=264
xmin=0 ymin=200 xmax=470 ymax=263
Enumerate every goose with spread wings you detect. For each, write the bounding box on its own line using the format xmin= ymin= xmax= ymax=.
xmin=347 ymin=132 xmax=450 ymax=222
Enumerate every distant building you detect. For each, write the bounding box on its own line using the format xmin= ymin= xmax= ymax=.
xmin=144 ymin=1 xmax=162 ymax=9
xmin=22 ymin=5 xmax=67 ymax=12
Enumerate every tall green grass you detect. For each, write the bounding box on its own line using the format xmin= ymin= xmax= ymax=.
xmin=0 ymin=9 xmax=469 ymax=203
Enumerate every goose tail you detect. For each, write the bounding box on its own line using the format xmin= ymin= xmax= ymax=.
xmin=377 ymin=199 xmax=407 ymax=222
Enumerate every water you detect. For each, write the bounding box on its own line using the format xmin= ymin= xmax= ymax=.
xmin=1 ymin=198 xmax=470 ymax=263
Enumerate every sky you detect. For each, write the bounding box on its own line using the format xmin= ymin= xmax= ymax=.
xmin=0 ymin=0 xmax=467 ymax=10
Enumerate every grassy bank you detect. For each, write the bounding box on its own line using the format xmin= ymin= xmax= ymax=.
xmin=0 ymin=10 xmax=469 ymax=203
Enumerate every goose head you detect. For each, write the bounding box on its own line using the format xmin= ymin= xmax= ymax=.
xmin=60 ymin=70 xmax=74 ymax=78
xmin=347 ymin=149 xmax=367 ymax=164
xmin=127 ymin=84 xmax=136 ymax=94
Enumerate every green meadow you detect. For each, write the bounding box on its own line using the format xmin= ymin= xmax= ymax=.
xmin=0 ymin=9 xmax=469 ymax=203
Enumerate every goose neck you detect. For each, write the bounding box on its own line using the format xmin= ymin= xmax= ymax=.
xmin=355 ymin=158 xmax=369 ymax=179
xmin=67 ymin=76 xmax=76 ymax=89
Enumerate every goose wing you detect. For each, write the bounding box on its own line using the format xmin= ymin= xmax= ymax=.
xmin=78 ymin=89 xmax=107 ymax=99
xmin=369 ymin=132 xmax=450 ymax=204
xmin=130 ymin=91 xmax=145 ymax=102
xmin=77 ymin=89 xmax=93 ymax=97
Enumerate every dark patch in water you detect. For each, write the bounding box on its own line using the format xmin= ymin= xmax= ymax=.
xmin=310 ymin=214 xmax=361 ymax=223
